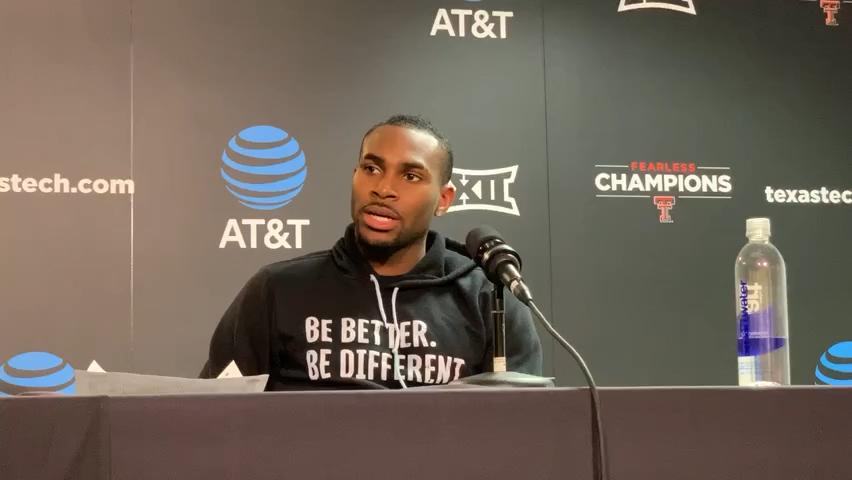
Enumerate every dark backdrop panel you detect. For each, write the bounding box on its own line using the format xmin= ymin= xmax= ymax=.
xmin=0 ymin=0 xmax=132 ymax=371
xmin=131 ymin=0 xmax=553 ymax=378
xmin=544 ymin=0 xmax=852 ymax=386
xmin=1 ymin=0 xmax=845 ymax=387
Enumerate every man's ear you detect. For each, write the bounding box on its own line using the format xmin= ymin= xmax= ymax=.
xmin=435 ymin=183 xmax=456 ymax=216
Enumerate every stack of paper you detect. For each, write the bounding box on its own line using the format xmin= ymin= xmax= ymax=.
xmin=73 ymin=360 xmax=267 ymax=396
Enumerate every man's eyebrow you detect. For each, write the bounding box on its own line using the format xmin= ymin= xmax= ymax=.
xmin=362 ymin=154 xmax=428 ymax=173
xmin=400 ymin=160 xmax=427 ymax=171
xmin=362 ymin=153 xmax=386 ymax=166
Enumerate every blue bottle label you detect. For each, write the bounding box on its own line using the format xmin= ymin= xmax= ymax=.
xmin=737 ymin=280 xmax=785 ymax=356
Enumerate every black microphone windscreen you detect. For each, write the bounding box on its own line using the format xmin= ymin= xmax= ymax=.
xmin=465 ymin=225 xmax=503 ymax=259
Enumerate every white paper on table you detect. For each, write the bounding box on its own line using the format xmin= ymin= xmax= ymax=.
xmin=217 ymin=360 xmax=243 ymax=378
xmin=73 ymin=370 xmax=268 ymax=396
xmin=87 ymin=360 xmax=106 ymax=372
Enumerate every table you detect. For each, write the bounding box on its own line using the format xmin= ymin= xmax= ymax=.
xmin=2 ymin=386 xmax=850 ymax=480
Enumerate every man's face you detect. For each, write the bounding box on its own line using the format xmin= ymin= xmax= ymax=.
xmin=351 ymin=125 xmax=455 ymax=249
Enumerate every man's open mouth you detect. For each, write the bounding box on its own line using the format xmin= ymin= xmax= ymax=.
xmin=362 ymin=206 xmax=400 ymax=231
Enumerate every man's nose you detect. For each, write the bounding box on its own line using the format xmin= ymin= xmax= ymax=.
xmin=372 ymin=177 xmax=398 ymax=199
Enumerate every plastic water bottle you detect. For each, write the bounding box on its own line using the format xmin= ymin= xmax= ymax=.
xmin=735 ymin=218 xmax=790 ymax=386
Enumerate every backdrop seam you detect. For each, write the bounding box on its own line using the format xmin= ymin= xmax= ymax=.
xmin=540 ymin=0 xmax=556 ymax=381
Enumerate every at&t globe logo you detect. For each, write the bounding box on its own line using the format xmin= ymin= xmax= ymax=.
xmin=221 ymin=125 xmax=306 ymax=210
xmin=219 ymin=125 xmax=310 ymax=250
xmin=815 ymin=341 xmax=852 ymax=385
xmin=0 ymin=351 xmax=76 ymax=396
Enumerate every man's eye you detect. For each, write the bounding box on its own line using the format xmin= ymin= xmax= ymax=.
xmin=405 ymin=173 xmax=421 ymax=182
xmin=363 ymin=165 xmax=379 ymax=174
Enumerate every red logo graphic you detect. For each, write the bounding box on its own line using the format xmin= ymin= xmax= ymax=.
xmin=821 ymin=0 xmax=841 ymax=25
xmin=653 ymin=196 xmax=675 ymax=223
xmin=805 ymin=0 xmax=849 ymax=26
xmin=594 ymin=161 xmax=732 ymax=224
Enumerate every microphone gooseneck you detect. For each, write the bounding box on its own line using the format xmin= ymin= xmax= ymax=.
xmin=465 ymin=225 xmax=609 ymax=480
xmin=491 ymin=283 xmax=506 ymax=372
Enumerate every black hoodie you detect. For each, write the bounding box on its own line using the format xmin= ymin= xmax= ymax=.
xmin=200 ymin=224 xmax=543 ymax=390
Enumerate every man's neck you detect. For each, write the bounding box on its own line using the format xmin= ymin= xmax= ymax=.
xmin=366 ymin=237 xmax=428 ymax=277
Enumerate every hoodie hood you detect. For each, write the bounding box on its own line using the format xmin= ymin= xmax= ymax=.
xmin=331 ymin=223 xmax=477 ymax=289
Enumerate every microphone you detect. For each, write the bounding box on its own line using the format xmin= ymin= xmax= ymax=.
xmin=465 ymin=226 xmax=533 ymax=305
xmin=465 ymin=226 xmax=609 ymax=480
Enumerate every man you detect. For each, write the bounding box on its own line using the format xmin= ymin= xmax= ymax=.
xmin=200 ymin=114 xmax=542 ymax=390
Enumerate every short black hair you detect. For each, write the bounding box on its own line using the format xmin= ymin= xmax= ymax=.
xmin=360 ymin=114 xmax=454 ymax=185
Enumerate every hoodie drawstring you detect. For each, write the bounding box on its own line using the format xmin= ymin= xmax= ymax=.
xmin=370 ymin=274 xmax=407 ymax=388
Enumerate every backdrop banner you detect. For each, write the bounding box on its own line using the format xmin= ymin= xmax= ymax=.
xmin=1 ymin=0 xmax=850 ymax=388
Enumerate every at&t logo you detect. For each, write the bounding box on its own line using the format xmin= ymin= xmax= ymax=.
xmin=447 ymin=166 xmax=520 ymax=216
xmin=431 ymin=0 xmax=514 ymax=39
xmin=815 ymin=341 xmax=852 ymax=385
xmin=219 ymin=125 xmax=310 ymax=249
xmin=0 ymin=351 xmax=76 ymax=396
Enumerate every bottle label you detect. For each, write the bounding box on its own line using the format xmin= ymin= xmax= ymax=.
xmin=493 ymin=357 xmax=506 ymax=372
xmin=737 ymin=280 xmax=785 ymax=356
xmin=738 ymin=356 xmax=756 ymax=385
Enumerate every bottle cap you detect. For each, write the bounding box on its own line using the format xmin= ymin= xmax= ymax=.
xmin=746 ymin=217 xmax=771 ymax=238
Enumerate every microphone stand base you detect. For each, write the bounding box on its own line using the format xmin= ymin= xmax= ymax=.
xmin=448 ymin=371 xmax=555 ymax=388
